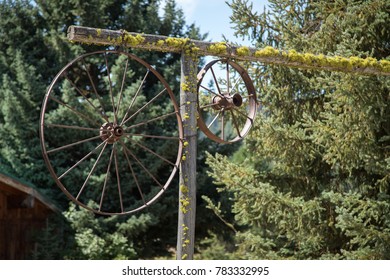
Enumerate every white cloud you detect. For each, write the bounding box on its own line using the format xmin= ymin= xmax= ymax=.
xmin=159 ymin=0 xmax=198 ymax=21
xmin=175 ymin=0 xmax=198 ymax=19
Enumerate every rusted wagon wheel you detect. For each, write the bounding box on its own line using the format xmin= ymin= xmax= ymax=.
xmin=197 ymin=59 xmax=257 ymax=143
xmin=40 ymin=50 xmax=183 ymax=215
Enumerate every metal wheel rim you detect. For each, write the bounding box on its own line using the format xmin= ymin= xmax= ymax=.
xmin=40 ymin=50 xmax=183 ymax=215
xmin=197 ymin=59 xmax=257 ymax=143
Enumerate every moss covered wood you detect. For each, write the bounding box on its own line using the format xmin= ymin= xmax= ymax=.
xmin=68 ymin=25 xmax=390 ymax=76
xmin=176 ymin=53 xmax=198 ymax=260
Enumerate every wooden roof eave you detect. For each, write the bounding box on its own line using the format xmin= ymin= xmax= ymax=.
xmin=0 ymin=173 xmax=60 ymax=213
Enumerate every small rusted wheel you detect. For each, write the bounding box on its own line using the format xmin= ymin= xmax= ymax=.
xmin=197 ymin=59 xmax=257 ymax=143
xmin=40 ymin=50 xmax=183 ymax=215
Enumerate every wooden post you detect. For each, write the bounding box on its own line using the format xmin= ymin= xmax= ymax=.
xmin=176 ymin=52 xmax=198 ymax=260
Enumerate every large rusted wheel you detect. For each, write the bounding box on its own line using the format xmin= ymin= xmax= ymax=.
xmin=197 ymin=59 xmax=257 ymax=143
xmin=40 ymin=50 xmax=183 ymax=215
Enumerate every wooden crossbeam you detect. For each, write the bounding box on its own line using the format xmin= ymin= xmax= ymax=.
xmin=68 ymin=25 xmax=390 ymax=76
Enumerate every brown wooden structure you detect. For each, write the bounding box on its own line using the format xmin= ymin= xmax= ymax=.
xmin=0 ymin=172 xmax=59 ymax=259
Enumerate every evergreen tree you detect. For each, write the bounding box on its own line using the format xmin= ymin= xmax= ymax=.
xmin=203 ymin=0 xmax=390 ymax=259
xmin=0 ymin=1 xmax=54 ymax=193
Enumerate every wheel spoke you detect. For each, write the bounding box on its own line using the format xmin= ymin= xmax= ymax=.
xmin=125 ymin=135 xmax=177 ymax=167
xmin=207 ymin=111 xmax=221 ymax=129
xmin=47 ymin=135 xmax=102 ymax=154
xmin=232 ymin=107 xmax=254 ymax=123
xmin=226 ymin=61 xmax=230 ymax=93
xmin=113 ymin=145 xmax=124 ymax=213
xmin=200 ymin=103 xmax=217 ymax=110
xmin=199 ymin=84 xmax=221 ymax=98
xmin=121 ymin=140 xmax=163 ymax=189
xmin=99 ymin=147 xmax=114 ymax=211
xmin=122 ymin=88 xmax=167 ymax=126
xmin=210 ymin=66 xmax=222 ymax=96
xmin=230 ymin=110 xmax=242 ymax=138
xmin=48 ymin=95 xmax=101 ymax=127
xmin=64 ymin=74 xmax=104 ymax=119
xmin=58 ymin=139 xmax=108 ymax=180
xmin=120 ymin=141 xmax=146 ymax=206
xmin=231 ymin=77 xmax=242 ymax=92
xmin=120 ymin=70 xmax=150 ymax=126
xmin=116 ymin=57 xmax=129 ymax=122
xmin=104 ymin=52 xmax=118 ymax=125
xmin=240 ymin=93 xmax=255 ymax=99
xmin=221 ymin=109 xmax=225 ymax=141
xmin=124 ymin=111 xmax=177 ymax=131
xmin=81 ymin=58 xmax=108 ymax=121
xmin=76 ymin=142 xmax=108 ymax=200
xmin=125 ymin=133 xmax=180 ymax=141
xmin=45 ymin=123 xmax=100 ymax=132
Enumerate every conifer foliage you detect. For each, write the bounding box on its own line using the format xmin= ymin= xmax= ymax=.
xmin=203 ymin=0 xmax=390 ymax=259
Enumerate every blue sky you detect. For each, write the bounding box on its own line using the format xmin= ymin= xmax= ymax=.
xmin=174 ymin=0 xmax=269 ymax=45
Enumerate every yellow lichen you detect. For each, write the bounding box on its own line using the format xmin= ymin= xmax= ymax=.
xmin=115 ymin=36 xmax=123 ymax=44
xmin=181 ymin=82 xmax=190 ymax=92
xmin=286 ymin=49 xmax=299 ymax=62
xmin=180 ymin=196 xmax=190 ymax=213
xmin=73 ymin=27 xmax=390 ymax=75
xmin=180 ymin=184 xmax=189 ymax=194
xmin=316 ymin=54 xmax=326 ymax=66
xmin=180 ymin=198 xmax=189 ymax=207
xmin=380 ymin=60 xmax=390 ymax=72
xmin=255 ymin=46 xmax=279 ymax=57
xmin=236 ymin=46 xmax=250 ymax=56
xmin=123 ymin=33 xmax=145 ymax=46
xmin=208 ymin=42 xmax=227 ymax=55
xmin=280 ymin=49 xmax=389 ymax=72
xmin=190 ymin=46 xmax=200 ymax=53
xmin=156 ymin=40 xmax=165 ymax=47
xmin=182 ymin=224 xmax=189 ymax=232
xmin=303 ymin=53 xmax=315 ymax=64
xmin=164 ymin=37 xmax=189 ymax=49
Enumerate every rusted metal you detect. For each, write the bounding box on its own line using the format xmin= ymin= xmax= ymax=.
xmin=211 ymin=92 xmax=243 ymax=110
xmin=197 ymin=59 xmax=257 ymax=143
xmin=99 ymin=123 xmax=125 ymax=144
xmin=40 ymin=50 xmax=184 ymax=215
xmin=42 ymin=25 xmax=264 ymax=260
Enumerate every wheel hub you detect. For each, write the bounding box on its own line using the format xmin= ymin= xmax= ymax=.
xmin=99 ymin=122 xmax=124 ymax=144
xmin=211 ymin=93 xmax=243 ymax=110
